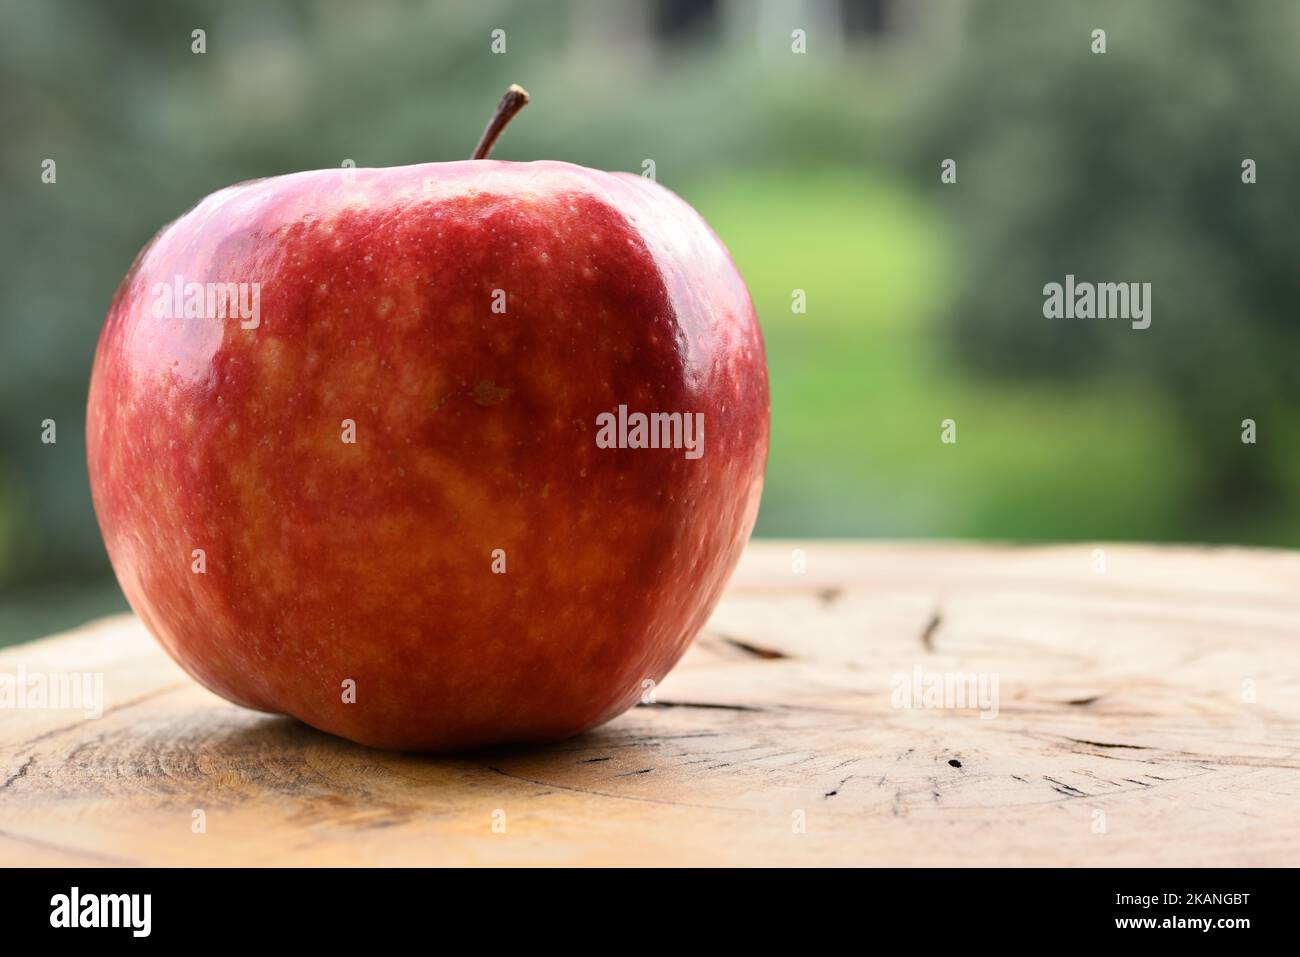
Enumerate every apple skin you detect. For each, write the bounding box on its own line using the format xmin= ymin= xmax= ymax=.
xmin=86 ymin=159 xmax=768 ymax=751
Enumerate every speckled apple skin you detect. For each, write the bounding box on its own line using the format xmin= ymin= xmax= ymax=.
xmin=86 ymin=159 xmax=769 ymax=751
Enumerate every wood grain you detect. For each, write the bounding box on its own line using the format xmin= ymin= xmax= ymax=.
xmin=2 ymin=541 xmax=1298 ymax=866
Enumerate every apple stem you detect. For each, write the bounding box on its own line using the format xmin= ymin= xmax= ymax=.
xmin=470 ymin=84 xmax=531 ymax=160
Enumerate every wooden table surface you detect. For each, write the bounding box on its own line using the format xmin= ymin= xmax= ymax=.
xmin=2 ymin=541 xmax=1298 ymax=866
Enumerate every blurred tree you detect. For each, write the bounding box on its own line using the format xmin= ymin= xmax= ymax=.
xmin=920 ymin=0 xmax=1300 ymax=520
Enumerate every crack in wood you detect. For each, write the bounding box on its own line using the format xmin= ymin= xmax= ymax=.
xmin=720 ymin=636 xmax=787 ymax=660
xmin=10 ymin=681 xmax=191 ymax=751
xmin=920 ymin=608 xmax=943 ymax=652
xmin=0 ymin=756 xmax=35 ymax=791
xmin=1064 ymin=737 xmax=1149 ymax=750
xmin=1043 ymin=776 xmax=1089 ymax=797
xmin=648 ymin=700 xmax=762 ymax=712
xmin=824 ymin=773 xmax=856 ymax=798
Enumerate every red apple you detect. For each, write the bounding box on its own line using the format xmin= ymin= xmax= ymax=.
xmin=86 ymin=87 xmax=769 ymax=751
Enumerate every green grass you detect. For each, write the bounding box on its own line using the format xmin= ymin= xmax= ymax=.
xmin=688 ymin=169 xmax=1198 ymax=542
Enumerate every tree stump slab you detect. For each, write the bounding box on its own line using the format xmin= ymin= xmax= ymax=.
xmin=2 ymin=541 xmax=1297 ymax=866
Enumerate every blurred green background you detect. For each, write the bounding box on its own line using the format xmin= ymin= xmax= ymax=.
xmin=3 ymin=0 xmax=1299 ymax=646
